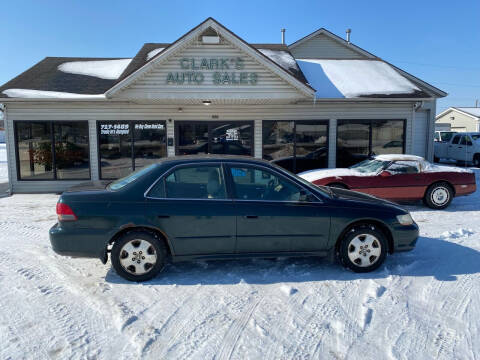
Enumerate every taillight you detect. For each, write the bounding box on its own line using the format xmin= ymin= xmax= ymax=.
xmin=56 ymin=202 xmax=78 ymax=221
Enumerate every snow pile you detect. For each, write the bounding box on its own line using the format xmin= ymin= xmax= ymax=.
xmin=146 ymin=48 xmax=164 ymax=61
xmin=279 ymin=284 xmax=298 ymax=296
xmin=440 ymin=228 xmax=475 ymax=239
xmin=2 ymin=89 xmax=105 ymax=99
xmin=258 ymin=49 xmax=297 ymax=70
xmin=375 ymin=154 xmax=424 ymax=162
xmin=58 ymin=59 xmax=131 ymax=80
xmin=297 ymin=59 xmax=420 ymax=98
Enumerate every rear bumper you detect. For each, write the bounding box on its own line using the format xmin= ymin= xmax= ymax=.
xmin=391 ymin=222 xmax=419 ymax=252
xmin=49 ymin=223 xmax=109 ymax=260
xmin=454 ymin=183 xmax=476 ymax=197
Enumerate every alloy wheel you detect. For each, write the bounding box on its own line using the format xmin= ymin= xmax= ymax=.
xmin=347 ymin=233 xmax=382 ymax=267
xmin=119 ymin=239 xmax=157 ymax=275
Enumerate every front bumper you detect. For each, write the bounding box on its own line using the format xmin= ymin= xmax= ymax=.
xmin=391 ymin=222 xmax=419 ymax=252
xmin=49 ymin=223 xmax=109 ymax=260
xmin=454 ymin=183 xmax=476 ymax=197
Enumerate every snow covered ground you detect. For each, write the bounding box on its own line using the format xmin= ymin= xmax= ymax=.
xmin=0 ymin=170 xmax=479 ymax=359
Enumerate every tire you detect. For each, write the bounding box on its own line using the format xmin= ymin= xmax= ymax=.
xmin=111 ymin=230 xmax=167 ymax=282
xmin=424 ymin=182 xmax=453 ymax=210
xmin=328 ymin=183 xmax=348 ymax=189
xmin=338 ymin=225 xmax=387 ymax=273
xmin=473 ymin=154 xmax=480 ymax=168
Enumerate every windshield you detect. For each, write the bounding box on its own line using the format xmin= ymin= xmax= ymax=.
xmin=349 ymin=159 xmax=389 ymax=173
xmin=108 ymin=164 xmax=157 ymax=191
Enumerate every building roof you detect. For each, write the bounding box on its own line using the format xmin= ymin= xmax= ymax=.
xmin=0 ymin=18 xmax=445 ymax=101
xmin=0 ymin=57 xmax=128 ymax=98
xmin=436 ymin=107 xmax=480 ymax=120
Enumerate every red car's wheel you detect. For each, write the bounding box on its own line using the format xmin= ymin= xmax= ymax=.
xmin=424 ymin=182 xmax=453 ymax=210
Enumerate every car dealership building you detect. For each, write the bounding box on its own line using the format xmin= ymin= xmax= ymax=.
xmin=0 ymin=18 xmax=446 ymax=193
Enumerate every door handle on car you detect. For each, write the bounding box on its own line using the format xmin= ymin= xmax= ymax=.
xmin=244 ymin=215 xmax=258 ymax=219
xmin=157 ymin=215 xmax=170 ymax=218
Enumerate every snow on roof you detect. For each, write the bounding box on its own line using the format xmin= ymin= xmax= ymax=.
xmin=375 ymin=154 xmax=425 ymax=162
xmin=456 ymin=107 xmax=480 ymax=118
xmin=296 ymin=59 xmax=420 ymax=98
xmin=258 ymin=49 xmax=297 ymax=70
xmin=58 ymin=59 xmax=132 ymax=80
xmin=146 ymin=48 xmax=165 ymax=61
xmin=2 ymin=89 xmax=105 ymax=99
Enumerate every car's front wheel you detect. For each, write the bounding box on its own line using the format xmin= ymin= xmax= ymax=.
xmin=111 ymin=231 xmax=167 ymax=282
xmin=339 ymin=225 xmax=387 ymax=273
xmin=424 ymin=182 xmax=453 ymax=210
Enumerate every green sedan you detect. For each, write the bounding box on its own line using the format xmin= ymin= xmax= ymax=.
xmin=50 ymin=156 xmax=419 ymax=282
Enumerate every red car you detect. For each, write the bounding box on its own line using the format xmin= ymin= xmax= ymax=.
xmin=298 ymin=155 xmax=476 ymax=209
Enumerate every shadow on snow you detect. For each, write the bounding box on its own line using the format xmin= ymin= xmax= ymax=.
xmin=105 ymin=236 xmax=480 ymax=286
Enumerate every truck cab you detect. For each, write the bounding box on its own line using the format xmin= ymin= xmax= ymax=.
xmin=434 ymin=132 xmax=480 ymax=166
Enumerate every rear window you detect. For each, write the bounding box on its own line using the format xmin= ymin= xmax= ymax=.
xmin=108 ymin=164 xmax=156 ymax=191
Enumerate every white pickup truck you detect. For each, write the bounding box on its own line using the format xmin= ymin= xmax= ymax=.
xmin=434 ymin=132 xmax=480 ymax=166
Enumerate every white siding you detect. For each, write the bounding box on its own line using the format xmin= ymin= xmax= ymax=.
xmin=290 ymin=34 xmax=368 ymax=59
xmin=412 ymin=111 xmax=428 ymax=157
xmin=166 ymin=120 xmax=175 ymax=157
xmin=254 ymin=119 xmax=262 ymax=159
xmin=6 ymin=101 xmax=415 ymax=193
xmin=328 ymin=119 xmax=337 ymax=168
xmin=116 ymin=40 xmax=307 ymax=102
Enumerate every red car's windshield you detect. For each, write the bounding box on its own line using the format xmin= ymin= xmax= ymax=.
xmin=350 ymin=159 xmax=389 ymax=173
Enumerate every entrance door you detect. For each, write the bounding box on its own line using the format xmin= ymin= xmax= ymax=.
xmin=176 ymin=121 xmax=254 ymax=156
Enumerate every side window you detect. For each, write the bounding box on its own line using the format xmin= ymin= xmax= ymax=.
xmin=452 ymin=135 xmax=461 ymax=144
xmin=460 ymin=136 xmax=472 ymax=146
xmin=229 ymin=166 xmax=302 ymax=201
xmin=149 ymin=165 xmax=226 ymax=199
xmin=434 ymin=133 xmax=440 ymax=142
xmin=443 ymin=132 xmax=454 ymax=142
xmin=387 ymin=161 xmax=420 ymax=174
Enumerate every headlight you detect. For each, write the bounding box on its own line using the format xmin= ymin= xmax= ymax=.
xmin=396 ymin=213 xmax=413 ymax=226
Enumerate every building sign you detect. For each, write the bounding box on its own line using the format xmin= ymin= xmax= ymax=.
xmin=100 ymin=123 xmax=129 ymax=135
xmin=166 ymin=57 xmax=258 ymax=85
xmin=134 ymin=123 xmax=165 ymax=130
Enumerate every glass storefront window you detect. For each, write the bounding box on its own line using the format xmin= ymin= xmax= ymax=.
xmin=134 ymin=123 xmax=167 ymax=170
xmin=337 ymin=122 xmax=370 ymax=168
xmin=210 ymin=122 xmax=252 ymax=156
xmin=295 ymin=122 xmax=328 ymax=173
xmin=54 ymin=122 xmax=90 ymax=180
xmin=99 ymin=122 xmax=133 ymax=179
xmin=263 ymin=120 xmax=328 ymax=173
xmin=371 ymin=120 xmax=404 ymax=155
xmin=263 ymin=120 xmax=294 ymax=166
xmin=99 ymin=121 xmax=167 ymax=179
xmin=337 ymin=120 xmax=405 ymax=168
xmin=176 ymin=123 xmax=209 ymax=155
xmin=15 ymin=122 xmax=54 ymax=180
xmin=15 ymin=121 xmax=90 ymax=180
xmin=176 ymin=121 xmax=253 ymax=156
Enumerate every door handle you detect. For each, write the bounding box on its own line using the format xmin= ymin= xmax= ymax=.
xmin=157 ymin=215 xmax=170 ymax=218
xmin=244 ymin=215 xmax=258 ymax=219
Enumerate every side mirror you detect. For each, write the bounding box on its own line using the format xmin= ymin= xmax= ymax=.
xmin=380 ymin=170 xmax=392 ymax=177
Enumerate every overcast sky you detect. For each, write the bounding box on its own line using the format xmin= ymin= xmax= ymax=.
xmin=1 ymin=0 xmax=479 ymax=114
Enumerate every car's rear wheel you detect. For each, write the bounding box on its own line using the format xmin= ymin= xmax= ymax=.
xmin=424 ymin=182 xmax=453 ymax=210
xmin=111 ymin=231 xmax=167 ymax=282
xmin=339 ymin=226 xmax=387 ymax=273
